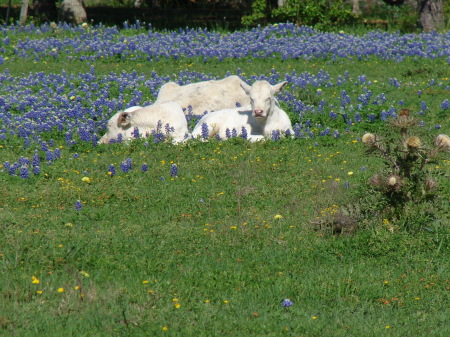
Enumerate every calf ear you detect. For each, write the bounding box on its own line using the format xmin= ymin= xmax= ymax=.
xmin=240 ymin=81 xmax=252 ymax=95
xmin=272 ymin=81 xmax=288 ymax=94
xmin=118 ymin=111 xmax=132 ymax=127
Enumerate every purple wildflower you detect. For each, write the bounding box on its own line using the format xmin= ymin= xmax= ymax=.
xmin=75 ymin=200 xmax=83 ymax=211
xmin=170 ymin=164 xmax=178 ymax=177
xmin=20 ymin=166 xmax=29 ymax=179
xmin=281 ymin=298 xmax=294 ymax=307
xmin=141 ymin=163 xmax=148 ymax=172
xmin=121 ymin=158 xmax=132 ymax=173
xmin=108 ymin=164 xmax=116 ymax=177
xmin=241 ymin=126 xmax=248 ymax=140
xmin=271 ymin=130 xmax=280 ymax=141
xmin=131 ymin=127 xmax=140 ymax=139
xmin=201 ymin=123 xmax=209 ymax=140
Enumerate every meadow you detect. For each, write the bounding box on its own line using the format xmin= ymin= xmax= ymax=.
xmin=0 ymin=22 xmax=449 ymax=336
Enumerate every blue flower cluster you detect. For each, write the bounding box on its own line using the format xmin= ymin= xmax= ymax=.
xmin=2 ymin=22 xmax=450 ymax=64
xmin=1 ymin=24 xmax=449 ymax=179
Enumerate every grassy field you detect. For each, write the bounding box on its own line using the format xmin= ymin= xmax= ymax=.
xmin=0 ymin=23 xmax=449 ymax=336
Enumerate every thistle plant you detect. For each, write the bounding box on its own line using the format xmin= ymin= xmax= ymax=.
xmin=361 ymin=108 xmax=450 ymax=229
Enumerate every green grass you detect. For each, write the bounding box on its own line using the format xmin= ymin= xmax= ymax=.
xmin=1 ymin=135 xmax=449 ymax=336
xmin=0 ymin=29 xmax=449 ymax=336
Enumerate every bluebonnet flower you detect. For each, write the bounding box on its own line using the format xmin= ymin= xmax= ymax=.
xmin=389 ymin=78 xmax=401 ymax=88
xmin=240 ymin=126 xmax=248 ymax=140
xmin=20 ymin=165 xmax=29 ymax=179
xmin=170 ymin=164 xmax=178 ymax=177
xmin=201 ymin=123 xmax=209 ymax=140
xmin=141 ymin=163 xmax=148 ymax=172
xmin=75 ymin=200 xmax=82 ymax=211
xmin=108 ymin=164 xmax=116 ymax=177
xmin=358 ymin=74 xmax=366 ymax=84
xmin=225 ymin=128 xmax=231 ymax=139
xmin=281 ymin=298 xmax=294 ymax=307
xmin=441 ymin=99 xmax=449 ymax=110
xmin=152 ymin=131 xmax=165 ymax=143
xmin=131 ymin=127 xmax=140 ymax=139
xmin=33 ymin=165 xmax=41 ymax=175
xmin=73 ymin=153 xmax=80 ymax=159
xmin=231 ymin=129 xmax=238 ymax=138
xmin=32 ymin=151 xmax=40 ymax=166
xmin=78 ymin=128 xmax=91 ymax=142
xmin=18 ymin=156 xmax=30 ymax=166
xmin=8 ymin=162 xmax=19 ymax=176
xmin=165 ymin=124 xmax=174 ymax=137
xmin=121 ymin=158 xmax=132 ymax=173
xmin=272 ymin=130 xmax=280 ymax=141
xmin=435 ymin=124 xmax=441 ymax=130
xmin=45 ymin=150 xmax=54 ymax=163
xmin=420 ymin=101 xmax=427 ymax=111
xmin=340 ymin=90 xmax=351 ymax=107
xmin=41 ymin=141 xmax=48 ymax=152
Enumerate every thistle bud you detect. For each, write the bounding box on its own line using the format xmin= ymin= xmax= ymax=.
xmin=399 ymin=108 xmax=410 ymax=117
xmin=406 ymin=136 xmax=421 ymax=149
xmin=435 ymin=134 xmax=450 ymax=150
xmin=362 ymin=133 xmax=377 ymax=146
xmin=369 ymin=174 xmax=382 ymax=187
xmin=387 ymin=176 xmax=397 ymax=186
xmin=386 ymin=175 xmax=402 ymax=191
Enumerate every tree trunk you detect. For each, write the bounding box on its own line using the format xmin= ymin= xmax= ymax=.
xmin=19 ymin=0 xmax=29 ymax=25
xmin=59 ymin=0 xmax=87 ymax=25
xmin=352 ymin=0 xmax=361 ymax=16
xmin=418 ymin=0 xmax=444 ymax=32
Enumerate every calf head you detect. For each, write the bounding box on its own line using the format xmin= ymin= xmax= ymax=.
xmin=240 ymin=80 xmax=287 ymax=118
xmin=99 ymin=106 xmax=142 ymax=144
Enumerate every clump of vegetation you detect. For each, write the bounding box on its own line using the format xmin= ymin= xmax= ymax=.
xmin=360 ymin=108 xmax=450 ymax=230
xmin=242 ymin=0 xmax=357 ymax=29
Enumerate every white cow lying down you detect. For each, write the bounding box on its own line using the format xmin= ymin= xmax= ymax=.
xmin=155 ymin=75 xmax=251 ymax=115
xmin=191 ymin=80 xmax=293 ymax=142
xmin=98 ymin=101 xmax=188 ymax=144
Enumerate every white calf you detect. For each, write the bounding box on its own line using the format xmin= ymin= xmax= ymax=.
xmin=99 ymin=101 xmax=188 ymax=144
xmin=191 ymin=80 xmax=293 ymax=142
xmin=155 ymin=75 xmax=250 ymax=115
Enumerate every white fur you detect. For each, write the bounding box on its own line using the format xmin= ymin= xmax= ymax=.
xmin=191 ymin=80 xmax=293 ymax=142
xmin=155 ymin=75 xmax=250 ymax=115
xmin=99 ymin=101 xmax=188 ymax=144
